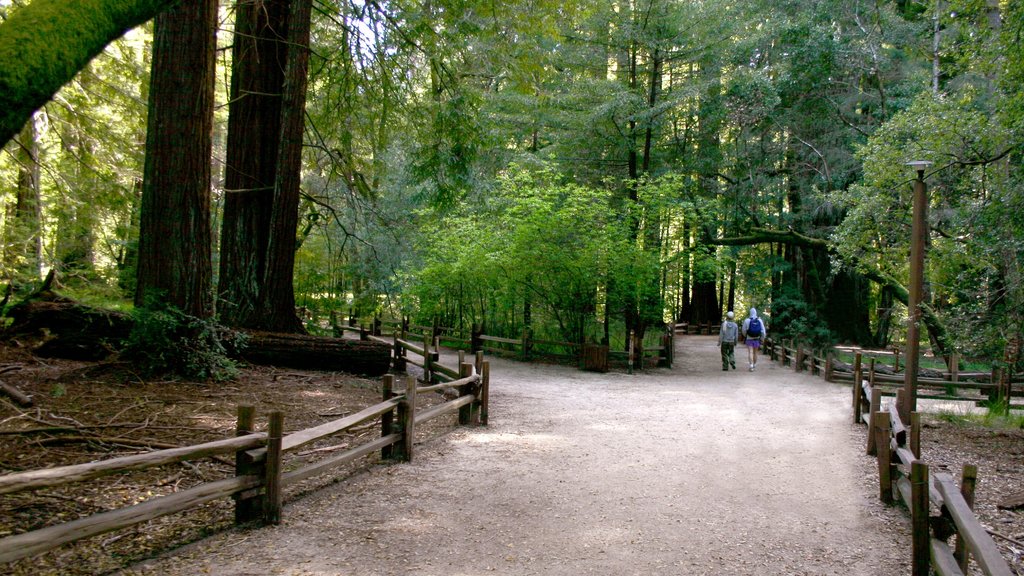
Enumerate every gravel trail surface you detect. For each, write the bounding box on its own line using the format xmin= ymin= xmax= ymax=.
xmin=126 ymin=335 xmax=911 ymax=575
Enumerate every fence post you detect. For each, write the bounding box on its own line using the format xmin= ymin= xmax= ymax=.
xmin=869 ymin=358 xmax=877 ymax=389
xmin=521 ymin=328 xmax=531 ymax=360
xmin=393 ymin=332 xmax=406 ymax=372
xmin=480 ymin=361 xmax=490 ymax=426
xmin=852 ymin=352 xmax=863 ymax=424
xmin=873 ymin=410 xmax=893 ymax=505
xmin=628 ymin=330 xmax=635 ymax=375
xmin=867 ymin=388 xmax=882 ymax=455
xmin=471 ymin=324 xmax=482 ymax=353
xmin=359 ymin=324 xmax=369 ymax=341
xmin=264 ymin=411 xmax=284 ymax=525
xmin=234 ymin=405 xmax=260 ymax=524
xmin=458 ymin=362 xmax=474 ymax=425
xmin=910 ymin=412 xmax=921 ymax=460
xmin=794 ymin=345 xmax=804 ymax=372
xmin=893 ymin=347 xmax=901 ymax=373
xmin=423 ymin=335 xmax=433 ymax=383
xmin=381 ymin=375 xmax=396 ymax=459
xmin=825 ymin=351 xmax=834 ymax=382
xmin=348 ymin=308 xmax=355 ymax=327
xmin=950 ymin=352 xmax=959 ymax=382
xmin=780 ymin=341 xmax=788 ymax=367
xmin=475 ymin=350 xmax=484 ymax=375
xmin=397 ymin=376 xmax=416 ymax=461
xmin=911 ymin=461 xmax=930 ymax=576
xmin=954 ymin=463 xmax=979 ymax=572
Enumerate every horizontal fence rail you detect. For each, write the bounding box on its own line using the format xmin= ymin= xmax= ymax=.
xmin=0 ymin=356 xmax=490 ymax=565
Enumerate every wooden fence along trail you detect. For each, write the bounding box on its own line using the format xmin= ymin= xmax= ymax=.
xmin=335 ymin=312 xmax=674 ymax=373
xmin=763 ymin=340 xmax=1017 ymax=576
xmin=0 ymin=350 xmax=490 ymax=565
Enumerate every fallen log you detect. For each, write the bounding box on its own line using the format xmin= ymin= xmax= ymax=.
xmin=240 ymin=331 xmax=390 ymax=376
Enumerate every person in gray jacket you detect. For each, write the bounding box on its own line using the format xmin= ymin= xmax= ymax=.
xmin=719 ymin=311 xmax=738 ymax=371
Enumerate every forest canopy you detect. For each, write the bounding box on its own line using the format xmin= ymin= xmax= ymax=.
xmin=0 ymin=0 xmax=1021 ymax=365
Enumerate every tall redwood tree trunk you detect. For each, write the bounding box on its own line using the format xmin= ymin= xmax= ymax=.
xmin=135 ymin=0 xmax=217 ymax=318
xmin=261 ymin=0 xmax=311 ymax=332
xmin=218 ymin=0 xmax=289 ymax=328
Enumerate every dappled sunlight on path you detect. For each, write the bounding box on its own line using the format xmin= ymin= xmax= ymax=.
xmin=127 ymin=335 xmax=911 ymax=576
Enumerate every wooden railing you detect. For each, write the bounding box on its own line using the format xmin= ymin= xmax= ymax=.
xmin=0 ymin=363 xmax=489 ymax=565
xmin=351 ymin=315 xmax=673 ymax=372
xmin=758 ymin=341 xmax=1014 ymax=575
xmin=764 ymin=340 xmax=1022 ymax=408
xmin=855 ymin=376 xmax=1014 ymax=576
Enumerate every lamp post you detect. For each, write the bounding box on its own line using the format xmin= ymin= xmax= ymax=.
xmin=901 ymin=160 xmax=932 ymax=423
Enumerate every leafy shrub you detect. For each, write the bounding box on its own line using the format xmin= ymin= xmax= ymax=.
xmin=769 ymin=289 xmax=833 ymax=347
xmin=124 ymin=302 xmax=245 ymax=381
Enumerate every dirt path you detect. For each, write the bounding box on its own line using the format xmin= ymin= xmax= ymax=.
xmin=125 ymin=336 xmax=911 ymax=575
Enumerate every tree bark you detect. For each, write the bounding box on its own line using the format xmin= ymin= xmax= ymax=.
xmin=261 ymin=0 xmax=312 ymax=333
xmin=218 ymin=0 xmax=290 ymax=328
xmin=0 ymin=0 xmax=179 ymax=146
xmin=135 ymin=0 xmax=217 ymax=319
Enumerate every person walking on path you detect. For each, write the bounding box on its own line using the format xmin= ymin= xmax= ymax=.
xmin=719 ymin=311 xmax=738 ymax=370
xmin=742 ymin=307 xmax=766 ymax=371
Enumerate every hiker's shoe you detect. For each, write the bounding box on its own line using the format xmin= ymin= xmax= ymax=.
xmin=749 ymin=364 xmax=754 ymax=371
xmin=723 ymin=367 xmax=728 ymax=371
xmin=731 ymin=363 xmax=736 ymax=369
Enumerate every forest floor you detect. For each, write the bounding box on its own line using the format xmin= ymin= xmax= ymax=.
xmin=0 ymin=335 xmax=1021 ymax=575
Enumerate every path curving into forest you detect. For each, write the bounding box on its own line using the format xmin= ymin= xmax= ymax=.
xmin=125 ymin=335 xmax=912 ymax=576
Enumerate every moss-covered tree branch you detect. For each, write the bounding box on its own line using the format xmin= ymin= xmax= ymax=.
xmin=0 ymin=0 xmax=178 ymax=146
xmin=712 ymin=227 xmax=951 ymax=358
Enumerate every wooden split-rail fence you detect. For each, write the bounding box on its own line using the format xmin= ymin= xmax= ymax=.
xmin=762 ymin=342 xmax=1016 ymax=575
xmin=335 ymin=312 xmax=673 ymax=373
xmin=764 ymin=340 xmax=1022 ymax=409
xmin=0 ymin=357 xmax=489 ymax=565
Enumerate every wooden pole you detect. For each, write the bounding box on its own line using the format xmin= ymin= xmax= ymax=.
xmin=954 ymin=463 xmax=979 ymax=572
xmin=480 ymin=361 xmax=490 ymax=426
xmin=950 ymin=352 xmax=959 ymax=382
xmin=423 ymin=335 xmax=432 ymax=383
xmin=381 ymin=375 xmax=396 ymax=459
xmin=910 ymin=412 xmax=921 ymax=460
xmin=852 ymin=352 xmax=863 ymax=424
xmin=234 ymin=405 xmax=259 ymax=524
xmin=893 ymin=347 xmax=901 ymax=373
xmin=825 ymin=351 xmax=834 ymax=382
xmin=475 ymin=350 xmax=484 ymax=376
xmin=264 ymin=411 xmax=284 ymax=525
xmin=628 ymin=330 xmax=635 ymax=375
xmin=911 ymin=461 xmax=930 ymax=576
xmin=902 ymin=171 xmax=929 ymax=424
xmin=397 ymin=376 xmax=416 ymax=461
xmin=458 ymin=362 xmax=474 ymax=425
xmin=867 ymin=388 xmax=882 ymax=455
xmin=873 ymin=411 xmax=893 ymax=505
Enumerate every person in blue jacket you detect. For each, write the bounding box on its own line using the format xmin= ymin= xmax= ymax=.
xmin=742 ymin=308 xmax=766 ymax=371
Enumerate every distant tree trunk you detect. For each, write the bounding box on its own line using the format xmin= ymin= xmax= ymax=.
xmin=218 ymin=0 xmax=289 ymax=328
xmin=727 ymin=259 xmax=736 ymax=313
xmin=6 ymin=117 xmax=43 ymax=282
xmin=135 ymin=0 xmax=217 ymax=318
xmin=56 ymin=116 xmax=97 ymax=278
xmin=261 ymin=0 xmax=311 ymax=333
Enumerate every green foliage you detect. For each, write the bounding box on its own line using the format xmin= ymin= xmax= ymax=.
xmin=768 ymin=287 xmax=832 ymax=347
xmin=124 ymin=301 xmax=245 ymax=381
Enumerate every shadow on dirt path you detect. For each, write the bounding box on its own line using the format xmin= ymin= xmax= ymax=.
xmin=125 ymin=335 xmax=911 ymax=576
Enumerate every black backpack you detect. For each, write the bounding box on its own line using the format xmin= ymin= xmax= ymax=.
xmin=747 ymin=317 xmax=763 ymax=337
